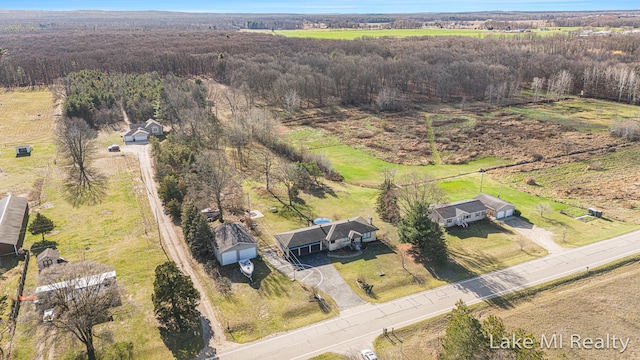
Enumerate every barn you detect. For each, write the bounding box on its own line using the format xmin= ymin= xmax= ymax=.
xmin=0 ymin=195 xmax=30 ymax=256
xmin=212 ymin=223 xmax=258 ymax=266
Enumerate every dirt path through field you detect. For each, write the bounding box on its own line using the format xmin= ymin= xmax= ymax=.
xmin=122 ymin=143 xmax=234 ymax=354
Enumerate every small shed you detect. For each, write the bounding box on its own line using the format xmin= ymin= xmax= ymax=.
xmin=36 ymin=248 xmax=67 ymax=271
xmin=212 ymin=223 xmax=258 ymax=266
xmin=15 ymin=145 xmax=32 ymax=157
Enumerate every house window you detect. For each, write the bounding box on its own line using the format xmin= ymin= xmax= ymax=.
xmin=476 ymin=212 xmax=482 ymax=217
xmin=362 ymin=232 xmax=371 ymax=239
xmin=330 ymin=240 xmax=335 ymax=244
xmin=464 ymin=215 xmax=470 ymax=219
xmin=447 ymin=219 xmax=452 ymax=223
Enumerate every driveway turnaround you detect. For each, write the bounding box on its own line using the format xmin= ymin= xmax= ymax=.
xmin=218 ymin=229 xmax=640 ymax=360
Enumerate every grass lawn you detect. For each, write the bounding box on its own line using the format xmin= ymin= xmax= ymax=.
xmin=2 ymin=89 xmax=173 ymax=360
xmin=285 ymin=126 xmax=511 ymax=187
xmin=208 ymin=256 xmax=339 ymax=343
xmin=11 ymin=150 xmax=173 ymax=360
xmin=0 ymin=88 xmax=56 ymax=196
xmin=439 ymin=172 xmax=639 ymax=246
xmin=373 ymin=256 xmax=640 ymax=360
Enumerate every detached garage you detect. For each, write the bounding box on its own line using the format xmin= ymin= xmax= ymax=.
xmin=474 ymin=193 xmax=515 ymax=220
xmin=212 ymin=223 xmax=258 ymax=266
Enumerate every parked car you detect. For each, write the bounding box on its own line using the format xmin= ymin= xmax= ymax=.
xmin=108 ymin=144 xmax=120 ymax=152
xmin=201 ymin=207 xmax=221 ymax=222
xmin=361 ymin=349 xmax=378 ymax=360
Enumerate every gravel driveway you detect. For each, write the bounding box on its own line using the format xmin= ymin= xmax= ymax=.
xmin=503 ymin=216 xmax=566 ymax=254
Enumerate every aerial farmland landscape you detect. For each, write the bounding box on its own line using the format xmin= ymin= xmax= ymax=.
xmin=0 ymin=1 xmax=640 ymax=359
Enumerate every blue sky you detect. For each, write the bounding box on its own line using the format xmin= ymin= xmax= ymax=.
xmin=0 ymin=1 xmax=636 ymax=13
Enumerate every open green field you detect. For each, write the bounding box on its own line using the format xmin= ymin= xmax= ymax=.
xmin=504 ymin=98 xmax=640 ymax=132
xmin=373 ymin=256 xmax=640 ymax=360
xmin=0 ymin=89 xmax=56 ymax=196
xmin=0 ymin=88 xmax=174 ymax=359
xmin=250 ymin=27 xmax=576 ymax=40
xmin=285 ymin=126 xmax=511 ymax=187
xmin=9 ymin=166 xmax=172 ymax=355
xmin=499 ymin=146 xmax=640 ymax=226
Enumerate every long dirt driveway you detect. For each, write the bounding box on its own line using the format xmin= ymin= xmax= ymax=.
xmin=122 ymin=142 xmax=233 ymax=354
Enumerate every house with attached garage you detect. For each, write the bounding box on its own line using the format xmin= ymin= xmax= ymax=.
xmin=274 ymin=216 xmax=378 ymax=259
xmin=122 ymin=118 xmax=163 ymax=142
xmin=474 ymin=193 xmax=515 ymax=219
xmin=431 ymin=199 xmax=488 ymax=228
xmin=431 ymin=194 xmax=516 ymax=228
xmin=212 ymin=223 xmax=258 ymax=266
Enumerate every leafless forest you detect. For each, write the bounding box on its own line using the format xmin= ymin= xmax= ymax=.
xmin=1 ymin=10 xmax=640 ymax=109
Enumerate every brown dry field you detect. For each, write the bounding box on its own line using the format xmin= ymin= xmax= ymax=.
xmin=376 ymin=259 xmax=640 ymax=360
xmin=289 ymin=106 xmax=622 ymax=166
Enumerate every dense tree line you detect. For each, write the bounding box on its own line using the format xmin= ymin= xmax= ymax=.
xmin=1 ymin=11 xmax=637 ymax=32
xmin=2 ymin=26 xmax=640 ymax=107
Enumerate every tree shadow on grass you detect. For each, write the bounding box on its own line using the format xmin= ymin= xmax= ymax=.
xmin=417 ymin=248 xmax=525 ymax=309
xmin=303 ymin=183 xmax=338 ymax=199
xmin=30 ymin=240 xmax=58 ymax=256
xmin=159 ymin=321 xmax=204 ymax=360
xmin=446 ymin=219 xmax=513 ymax=240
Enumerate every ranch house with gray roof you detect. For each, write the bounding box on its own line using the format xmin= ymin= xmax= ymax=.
xmin=274 ymin=216 xmax=378 ymax=258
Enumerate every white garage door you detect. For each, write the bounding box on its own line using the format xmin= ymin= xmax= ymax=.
xmin=497 ymin=211 xmax=505 ymax=219
xmin=221 ymin=251 xmax=237 ymax=266
xmin=133 ymin=133 xmax=149 ymax=141
xmin=239 ymin=247 xmax=257 ymax=260
xmin=505 ymin=209 xmax=514 ymax=217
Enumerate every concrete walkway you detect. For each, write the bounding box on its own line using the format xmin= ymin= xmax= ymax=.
xmin=218 ymin=229 xmax=640 ymax=360
xmin=504 ymin=216 xmax=566 ymax=254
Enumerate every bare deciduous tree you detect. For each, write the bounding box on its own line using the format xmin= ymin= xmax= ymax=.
xmin=532 ymin=77 xmax=545 ymax=101
xmin=283 ymin=88 xmax=301 ymax=117
xmin=192 ymin=151 xmax=235 ymax=222
xmin=396 ymin=172 xmax=445 ymax=215
xmin=56 ymin=117 xmax=106 ymax=206
xmin=37 ymin=261 xmax=121 ymax=360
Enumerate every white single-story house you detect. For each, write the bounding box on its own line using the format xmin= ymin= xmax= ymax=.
xmin=431 ymin=200 xmax=488 ymax=228
xmin=122 ymin=119 xmax=163 ymax=142
xmin=474 ymin=193 xmax=515 ymax=219
xmin=212 ymin=223 xmax=258 ymax=266
xmin=274 ymin=216 xmax=378 ymax=259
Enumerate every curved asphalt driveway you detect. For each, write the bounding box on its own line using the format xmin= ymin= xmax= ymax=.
xmin=218 ymin=229 xmax=640 ymax=360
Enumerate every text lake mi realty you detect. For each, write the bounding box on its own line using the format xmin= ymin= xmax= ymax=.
xmin=489 ymin=333 xmax=631 ymax=354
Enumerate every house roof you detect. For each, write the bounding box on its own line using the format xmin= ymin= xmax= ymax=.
xmin=122 ymin=127 xmax=150 ymax=137
xmin=144 ymin=118 xmax=162 ymax=128
xmin=433 ymin=199 xmax=487 ymax=220
xmin=36 ymin=270 xmax=116 ymax=294
xmin=37 ymin=248 xmax=60 ymax=263
xmin=274 ymin=216 xmax=378 ymax=249
xmin=474 ymin=193 xmax=514 ymax=212
xmin=213 ymin=223 xmax=257 ymax=253
xmin=0 ymin=195 xmax=29 ymax=246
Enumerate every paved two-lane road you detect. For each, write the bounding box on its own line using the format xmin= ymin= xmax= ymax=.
xmin=218 ymin=229 xmax=640 ymax=359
